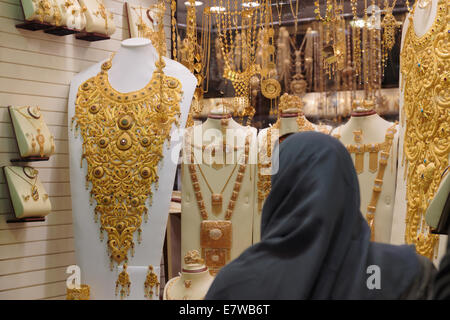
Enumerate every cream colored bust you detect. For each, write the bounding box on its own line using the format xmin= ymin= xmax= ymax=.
xmin=21 ymin=0 xmax=56 ymax=24
xmin=392 ymin=0 xmax=448 ymax=261
xmin=4 ymin=166 xmax=51 ymax=218
xmin=9 ymin=106 xmax=55 ymax=158
xmin=53 ymin=0 xmax=87 ymax=30
xmin=181 ymin=106 xmax=257 ymax=275
xmin=126 ymin=3 xmax=155 ymax=38
xmin=78 ymin=0 xmax=115 ymax=35
xmin=331 ymin=100 xmax=399 ymax=244
xmin=164 ymin=250 xmax=214 ymax=300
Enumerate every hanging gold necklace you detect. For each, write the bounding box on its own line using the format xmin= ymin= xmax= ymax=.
xmin=72 ymin=13 xmax=182 ymax=269
xmin=400 ymin=0 xmax=448 ymax=259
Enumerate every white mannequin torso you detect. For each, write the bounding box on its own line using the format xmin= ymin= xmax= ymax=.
xmin=331 ymin=112 xmax=399 ymax=243
xmin=67 ymin=38 xmax=196 ymax=299
xmin=392 ymin=0 xmax=448 ymax=262
xmin=181 ymin=112 xmax=257 ymax=274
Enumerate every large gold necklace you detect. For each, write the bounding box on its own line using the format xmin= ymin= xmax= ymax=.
xmin=400 ymin=0 xmax=449 ymax=259
xmin=72 ymin=50 xmax=182 ymax=268
xmin=186 ymin=131 xmax=251 ymax=275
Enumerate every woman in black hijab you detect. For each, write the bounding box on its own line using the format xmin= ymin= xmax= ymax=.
xmin=206 ymin=132 xmax=435 ymax=299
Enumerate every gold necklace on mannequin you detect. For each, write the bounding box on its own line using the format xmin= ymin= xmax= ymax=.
xmin=187 ymin=131 xmax=251 ymax=275
xmin=72 ymin=1 xmax=182 ymax=273
xmin=400 ymin=0 xmax=448 ymax=259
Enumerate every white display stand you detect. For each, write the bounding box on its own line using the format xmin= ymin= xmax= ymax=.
xmin=78 ymin=0 xmax=116 ymax=35
xmin=67 ymin=38 xmax=196 ymax=299
xmin=53 ymin=0 xmax=86 ymax=30
xmin=392 ymin=0 xmax=447 ymax=262
xmin=180 ymin=111 xmax=257 ymax=274
xmin=331 ymin=112 xmax=399 ymax=244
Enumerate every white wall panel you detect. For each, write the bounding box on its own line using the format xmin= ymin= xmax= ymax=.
xmin=0 ymin=0 xmax=172 ymax=299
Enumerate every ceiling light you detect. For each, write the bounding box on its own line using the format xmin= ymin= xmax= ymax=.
xmin=242 ymin=1 xmax=260 ymax=8
xmin=210 ymin=6 xmax=226 ymax=13
xmin=184 ymin=1 xmax=203 ymax=6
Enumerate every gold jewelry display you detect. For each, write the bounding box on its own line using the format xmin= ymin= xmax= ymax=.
xmin=365 ymin=124 xmax=397 ymax=240
xmin=334 ymin=123 xmax=397 ymax=239
xmin=31 ymin=0 xmax=52 ymax=23
xmin=130 ymin=3 xmax=167 ymax=56
xmin=115 ymin=264 xmax=131 ymax=299
xmin=93 ymin=0 xmax=113 ymax=33
xmin=8 ymin=166 xmax=43 ymax=202
xmin=66 ymin=284 xmax=90 ymax=300
xmin=11 ymin=106 xmax=55 ymax=158
xmin=186 ymin=131 xmax=251 ymax=275
xmin=144 ymin=265 xmax=160 ymax=299
xmin=400 ymin=0 xmax=448 ymax=259
xmin=72 ymin=1 xmax=182 ymax=272
xmin=213 ymin=0 xmax=267 ymax=121
xmin=381 ymin=0 xmax=400 ymax=68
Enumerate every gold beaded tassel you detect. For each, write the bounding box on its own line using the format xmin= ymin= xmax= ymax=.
xmin=115 ymin=264 xmax=131 ymax=299
xmin=144 ymin=265 xmax=160 ymax=299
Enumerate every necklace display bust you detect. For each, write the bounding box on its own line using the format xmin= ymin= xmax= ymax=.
xmin=331 ymin=100 xmax=399 ymax=243
xmin=393 ymin=0 xmax=448 ymax=261
xmin=181 ymin=107 xmax=257 ymax=275
xmin=164 ymin=250 xmax=214 ymax=300
xmin=67 ymin=38 xmax=196 ymax=299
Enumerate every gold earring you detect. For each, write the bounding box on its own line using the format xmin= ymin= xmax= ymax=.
xmin=115 ymin=264 xmax=131 ymax=299
xmin=144 ymin=265 xmax=160 ymax=299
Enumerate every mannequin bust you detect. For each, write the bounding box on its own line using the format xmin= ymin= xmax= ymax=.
xmin=78 ymin=0 xmax=116 ymax=35
xmin=67 ymin=38 xmax=196 ymax=299
xmin=53 ymin=0 xmax=86 ymax=30
xmin=181 ymin=106 xmax=257 ymax=275
xmin=331 ymin=99 xmax=399 ymax=244
xmin=255 ymin=93 xmax=329 ymax=242
xmin=392 ymin=0 xmax=448 ymax=261
xmin=163 ymin=250 xmax=214 ymax=300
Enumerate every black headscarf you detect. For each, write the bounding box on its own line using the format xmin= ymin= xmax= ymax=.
xmin=205 ymin=131 xmax=421 ymax=299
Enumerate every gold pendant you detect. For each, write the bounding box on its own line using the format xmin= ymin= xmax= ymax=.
xmin=31 ymin=185 xmax=39 ymax=201
xmin=200 ymin=220 xmax=232 ymax=275
xmin=115 ymin=264 xmax=131 ymax=299
xmin=211 ymin=193 xmax=223 ymax=207
xmin=144 ymin=265 xmax=160 ymax=299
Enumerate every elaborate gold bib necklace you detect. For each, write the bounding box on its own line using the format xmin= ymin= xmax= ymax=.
xmin=400 ymin=0 xmax=449 ymax=259
xmin=72 ymin=55 xmax=182 ymax=268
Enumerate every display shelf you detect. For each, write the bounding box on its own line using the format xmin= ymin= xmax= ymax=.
xmin=10 ymin=156 xmax=50 ymax=163
xmin=6 ymin=216 xmax=46 ymax=223
xmin=75 ymin=32 xmax=110 ymax=42
xmin=16 ymin=20 xmax=54 ymax=31
xmin=44 ymin=26 xmax=80 ymax=36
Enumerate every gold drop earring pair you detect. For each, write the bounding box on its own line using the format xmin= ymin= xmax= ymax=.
xmin=115 ymin=264 xmax=160 ymax=299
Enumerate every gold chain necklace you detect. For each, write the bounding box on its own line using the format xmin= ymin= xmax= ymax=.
xmin=7 ymin=166 xmax=44 ymax=202
xmin=400 ymin=0 xmax=448 ymax=259
xmin=72 ymin=25 xmax=182 ymax=269
xmin=187 ymin=132 xmax=251 ymax=274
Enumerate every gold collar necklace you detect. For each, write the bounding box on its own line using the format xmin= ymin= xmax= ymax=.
xmin=72 ymin=51 xmax=183 ymax=269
